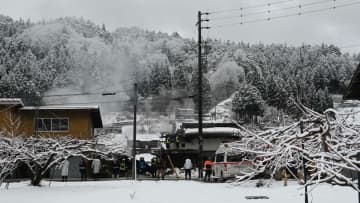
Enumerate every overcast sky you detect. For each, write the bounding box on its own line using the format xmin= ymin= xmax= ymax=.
xmin=1 ymin=0 xmax=360 ymax=53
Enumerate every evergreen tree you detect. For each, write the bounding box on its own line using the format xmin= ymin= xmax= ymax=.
xmin=265 ymin=76 xmax=289 ymax=109
xmin=232 ymin=83 xmax=264 ymax=122
xmin=246 ymin=70 xmax=267 ymax=99
xmin=173 ymin=66 xmax=188 ymax=90
xmin=149 ymin=62 xmax=172 ymax=95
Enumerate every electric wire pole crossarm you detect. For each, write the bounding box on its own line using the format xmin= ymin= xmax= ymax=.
xmin=196 ymin=10 xmax=210 ymax=179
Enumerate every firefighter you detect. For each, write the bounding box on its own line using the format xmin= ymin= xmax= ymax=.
xmin=165 ymin=136 xmax=171 ymax=149
xmin=119 ymin=158 xmax=127 ymax=177
xmin=175 ymin=135 xmax=180 ymax=148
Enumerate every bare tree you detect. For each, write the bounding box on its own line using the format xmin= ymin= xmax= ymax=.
xmin=0 ymin=109 xmax=22 ymax=138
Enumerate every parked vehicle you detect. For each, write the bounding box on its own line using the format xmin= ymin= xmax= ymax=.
xmin=213 ymin=143 xmax=255 ymax=181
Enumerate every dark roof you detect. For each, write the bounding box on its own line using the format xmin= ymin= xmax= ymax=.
xmin=20 ymin=105 xmax=103 ymax=128
xmin=344 ymin=63 xmax=360 ymax=100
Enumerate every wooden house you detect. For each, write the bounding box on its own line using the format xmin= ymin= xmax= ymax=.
xmin=0 ymin=98 xmax=103 ymax=139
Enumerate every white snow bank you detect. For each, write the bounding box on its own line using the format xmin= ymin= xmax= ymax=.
xmin=0 ymin=180 xmax=356 ymax=203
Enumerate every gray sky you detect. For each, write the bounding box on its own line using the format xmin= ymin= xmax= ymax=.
xmin=1 ymin=0 xmax=360 ymax=53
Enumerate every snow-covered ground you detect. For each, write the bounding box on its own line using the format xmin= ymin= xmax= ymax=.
xmin=0 ymin=180 xmax=356 ymax=203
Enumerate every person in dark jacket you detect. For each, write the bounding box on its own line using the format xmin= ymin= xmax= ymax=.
xmin=150 ymin=157 xmax=158 ymax=178
xmin=112 ymin=158 xmax=120 ymax=178
xmin=138 ymin=157 xmax=147 ymax=175
xmin=156 ymin=157 xmax=165 ymax=180
xmin=203 ymin=157 xmax=213 ymax=182
xmin=79 ymin=158 xmax=87 ymax=181
xmin=126 ymin=157 xmax=132 ymax=177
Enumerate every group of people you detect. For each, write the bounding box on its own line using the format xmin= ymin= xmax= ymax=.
xmin=112 ymin=157 xmax=132 ymax=178
xmin=183 ymin=157 xmax=213 ymax=182
xmin=60 ymin=157 xmax=110 ymax=182
xmin=137 ymin=156 xmax=165 ymax=180
xmin=60 ymin=156 xmax=215 ymax=182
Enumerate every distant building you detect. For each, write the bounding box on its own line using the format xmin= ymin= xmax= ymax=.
xmin=0 ymin=98 xmax=103 ymax=139
xmin=163 ymin=122 xmax=246 ymax=167
xmin=175 ymin=108 xmax=195 ymax=121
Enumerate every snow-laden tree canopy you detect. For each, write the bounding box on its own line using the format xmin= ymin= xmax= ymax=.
xmin=229 ymin=103 xmax=360 ymax=190
xmin=0 ymin=135 xmax=126 ymax=186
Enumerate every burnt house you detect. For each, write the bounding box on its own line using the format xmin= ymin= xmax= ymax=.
xmin=162 ymin=122 xmax=246 ymax=167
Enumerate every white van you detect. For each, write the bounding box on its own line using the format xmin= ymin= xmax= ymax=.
xmin=213 ymin=143 xmax=255 ymax=181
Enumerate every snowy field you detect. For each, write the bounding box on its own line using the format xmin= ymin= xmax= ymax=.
xmin=0 ymin=180 xmax=356 ymax=203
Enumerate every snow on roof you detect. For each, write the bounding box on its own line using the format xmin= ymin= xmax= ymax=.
xmin=0 ymin=98 xmax=24 ymax=106
xmin=133 ymin=133 xmax=161 ymax=141
xmin=20 ymin=105 xmax=100 ymax=110
xmin=184 ymin=127 xmax=242 ymax=135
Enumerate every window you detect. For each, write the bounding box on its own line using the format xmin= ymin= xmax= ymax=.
xmin=52 ymin=119 xmax=69 ymax=131
xmin=227 ymin=155 xmax=243 ymax=162
xmin=215 ymin=153 xmax=224 ymax=162
xmin=35 ymin=118 xmax=69 ymax=132
xmin=36 ymin=119 xmax=51 ymax=131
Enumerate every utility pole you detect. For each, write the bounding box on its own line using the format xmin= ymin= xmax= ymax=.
xmin=299 ymin=45 xmax=308 ymax=203
xmin=132 ymin=83 xmax=137 ymax=180
xmin=34 ymin=92 xmax=41 ymax=137
xmin=196 ymin=10 xmax=210 ymax=179
xmin=357 ymin=152 xmax=360 ymax=203
xmin=300 ymin=120 xmax=309 ymax=203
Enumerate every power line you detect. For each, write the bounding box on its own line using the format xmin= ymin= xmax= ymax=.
xmin=210 ymin=0 xmax=298 ymax=14
xmin=43 ymin=95 xmax=196 ymax=106
xmin=44 ymin=99 xmax=133 ymax=106
xmin=211 ymin=1 xmax=360 ymax=28
xmin=210 ymin=0 xmax=339 ymax=21
xmin=42 ymin=89 xmax=132 ymax=97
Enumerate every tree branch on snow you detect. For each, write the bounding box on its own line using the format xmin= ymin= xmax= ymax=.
xmin=229 ymin=105 xmax=360 ymax=191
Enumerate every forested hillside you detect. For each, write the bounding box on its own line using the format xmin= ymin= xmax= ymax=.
xmin=0 ymin=14 xmax=359 ymax=118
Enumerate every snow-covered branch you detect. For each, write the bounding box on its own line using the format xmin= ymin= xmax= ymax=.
xmin=0 ymin=134 xmax=126 ymax=186
xmin=230 ymin=107 xmax=360 ymax=190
